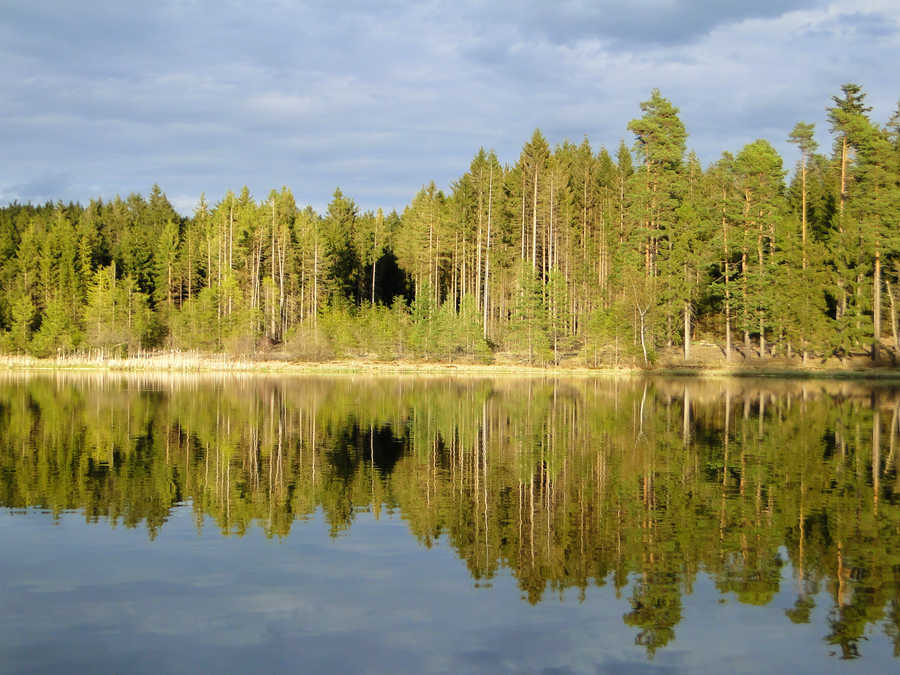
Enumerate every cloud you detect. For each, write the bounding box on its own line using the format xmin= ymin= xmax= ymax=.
xmin=0 ymin=1 xmax=898 ymax=213
xmin=0 ymin=172 xmax=73 ymax=205
xmin=465 ymin=0 xmax=825 ymax=47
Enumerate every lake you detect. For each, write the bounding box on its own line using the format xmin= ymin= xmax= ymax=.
xmin=0 ymin=373 xmax=898 ymax=673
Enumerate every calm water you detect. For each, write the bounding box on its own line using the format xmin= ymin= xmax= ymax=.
xmin=0 ymin=373 xmax=898 ymax=673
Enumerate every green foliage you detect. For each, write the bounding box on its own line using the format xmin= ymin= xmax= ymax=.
xmin=30 ymin=298 xmax=78 ymax=356
xmin=504 ymin=263 xmax=551 ymax=364
xmin=582 ymin=298 xmax=640 ymax=366
xmin=432 ymin=294 xmax=491 ymax=361
xmin=5 ymin=292 xmax=35 ymax=353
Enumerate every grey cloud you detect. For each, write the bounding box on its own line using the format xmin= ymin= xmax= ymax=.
xmin=834 ymin=11 xmax=899 ymax=38
xmin=0 ymin=172 xmax=72 ymax=205
xmin=1 ymin=1 xmax=898 ymax=214
xmin=461 ymin=0 xmax=825 ymax=47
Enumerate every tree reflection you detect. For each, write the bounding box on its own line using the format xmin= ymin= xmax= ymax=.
xmin=0 ymin=373 xmax=898 ymax=659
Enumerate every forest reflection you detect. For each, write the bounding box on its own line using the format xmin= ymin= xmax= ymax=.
xmin=1 ymin=373 xmax=899 ymax=659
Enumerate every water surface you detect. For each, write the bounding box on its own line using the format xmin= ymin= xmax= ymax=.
xmin=1 ymin=374 xmax=898 ymax=673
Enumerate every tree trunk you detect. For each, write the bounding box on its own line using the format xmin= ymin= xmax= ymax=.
xmin=520 ymin=172 xmax=526 ymax=261
xmin=532 ymin=170 xmax=538 ymax=272
xmin=801 ymin=154 xmax=808 ymax=269
xmin=483 ymin=165 xmax=493 ymax=339
xmin=722 ymin=194 xmax=731 ymax=362
xmin=271 ymin=199 xmax=276 ymax=338
xmin=759 ymin=312 xmax=765 ymax=358
xmin=313 ymin=241 xmax=318 ymax=328
xmin=548 ymin=173 xmax=554 ymax=272
xmin=279 ymin=236 xmax=286 ymax=337
xmin=839 ymin=136 xmax=847 ymax=220
xmin=639 ymin=309 xmax=648 ymax=366
xmin=887 ymin=279 xmax=899 ymax=353
xmin=758 ymin=213 xmax=765 ymax=358
xmin=873 ymin=249 xmax=881 ymax=360
xmin=801 ymin=152 xmax=809 ymax=363
xmin=742 ymin=250 xmax=749 ymax=351
xmin=476 ymin=197 xmax=483 ymax=312
xmin=371 ymin=226 xmax=377 ymax=305
xmin=229 ymin=197 xmax=234 ymax=274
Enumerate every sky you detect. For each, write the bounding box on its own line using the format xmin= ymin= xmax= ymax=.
xmin=1 ymin=0 xmax=898 ymax=215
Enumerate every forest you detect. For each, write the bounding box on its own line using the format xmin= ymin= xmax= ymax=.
xmin=0 ymin=84 xmax=897 ymax=366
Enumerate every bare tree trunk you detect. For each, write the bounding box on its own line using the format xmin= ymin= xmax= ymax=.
xmin=461 ymin=238 xmax=466 ymax=300
xmin=313 ymin=240 xmax=318 ymax=328
xmin=801 ymin=154 xmax=808 ymax=269
xmin=217 ymin=215 xmax=223 ymax=323
xmin=548 ymin=173 xmax=554 ymax=272
xmin=227 ymin=198 xmax=234 ymax=317
xmin=839 ymin=136 xmax=847 ymax=219
xmin=483 ymin=164 xmax=493 ymax=339
xmin=532 ymin=170 xmax=538 ymax=272
xmin=271 ymin=198 xmax=277 ymax=338
xmin=276 ymin=227 xmax=285 ymax=337
xmin=520 ymin=172 xmax=526 ymax=261
xmin=722 ymin=192 xmax=731 ymax=362
xmin=187 ymin=234 xmax=193 ymax=304
xmin=639 ymin=309 xmax=648 ymax=366
xmin=371 ymin=224 xmax=378 ymax=305
xmin=887 ymin=279 xmax=899 ymax=353
xmin=758 ymin=216 xmax=765 ymax=358
xmin=476 ymin=165 xmax=483 ymax=312
xmin=801 ymin=152 xmax=809 ymax=363
xmin=428 ymin=202 xmax=434 ymax=291
xmin=742 ymin=249 xmax=749 ymax=351
xmin=229 ymin=197 xmax=234 ymax=276
xmin=873 ymin=249 xmax=881 ymax=361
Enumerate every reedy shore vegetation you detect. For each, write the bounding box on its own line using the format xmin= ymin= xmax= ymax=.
xmin=1 ymin=85 xmax=899 ymax=367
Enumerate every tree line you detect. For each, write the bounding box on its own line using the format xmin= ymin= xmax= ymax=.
xmin=1 ymin=84 xmax=898 ymax=365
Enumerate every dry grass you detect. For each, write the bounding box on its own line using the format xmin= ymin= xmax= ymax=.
xmin=0 ymin=351 xmax=635 ymax=377
xmin=0 ymin=352 xmax=265 ymax=373
xmin=2 ymin=348 xmax=899 ymax=380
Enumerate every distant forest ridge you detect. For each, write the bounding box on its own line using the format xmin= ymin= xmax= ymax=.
xmin=0 ymin=84 xmax=898 ymax=366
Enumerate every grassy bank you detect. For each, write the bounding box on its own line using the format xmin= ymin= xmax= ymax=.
xmin=3 ymin=351 xmax=900 ymax=380
xmin=0 ymin=352 xmax=626 ymax=376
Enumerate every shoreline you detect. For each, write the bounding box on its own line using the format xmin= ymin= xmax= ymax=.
xmin=3 ymin=354 xmax=900 ymax=380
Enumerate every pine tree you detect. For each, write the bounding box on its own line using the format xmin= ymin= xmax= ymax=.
xmin=518 ymin=130 xmax=551 ymax=272
xmin=849 ymin=114 xmax=900 ymax=359
xmin=627 ymin=90 xmax=687 ymax=347
xmin=826 ymin=84 xmax=872 ymax=345
xmin=7 ymin=292 xmax=34 ymax=353
xmin=665 ymin=152 xmax=711 ymax=359
xmin=734 ymin=140 xmax=787 ymax=357
xmin=787 ymin=122 xmax=819 ymax=361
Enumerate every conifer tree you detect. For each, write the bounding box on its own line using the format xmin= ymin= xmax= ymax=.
xmin=788 ymin=122 xmax=819 ymax=360
xmin=826 ymin=84 xmax=871 ymax=340
xmin=627 ymin=89 xmax=687 ymax=346
xmin=734 ymin=140 xmax=786 ymax=357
